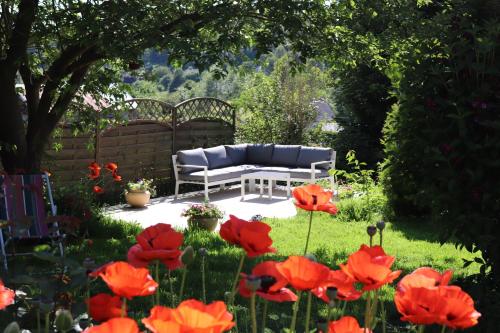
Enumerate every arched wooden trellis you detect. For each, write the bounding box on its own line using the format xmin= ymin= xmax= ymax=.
xmin=43 ymin=97 xmax=235 ymax=184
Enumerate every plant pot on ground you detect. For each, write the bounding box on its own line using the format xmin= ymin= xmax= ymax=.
xmin=124 ymin=179 xmax=156 ymax=208
xmin=182 ymin=202 xmax=224 ymax=231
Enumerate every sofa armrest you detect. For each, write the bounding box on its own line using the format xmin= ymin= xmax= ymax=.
xmin=176 ymin=164 xmax=209 ymax=182
xmin=310 ymin=160 xmax=334 ymax=181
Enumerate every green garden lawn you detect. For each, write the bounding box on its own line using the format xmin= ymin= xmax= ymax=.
xmin=67 ymin=210 xmax=478 ymax=332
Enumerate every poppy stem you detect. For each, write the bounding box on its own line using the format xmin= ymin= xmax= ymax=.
xmin=290 ymin=290 xmax=303 ymax=333
xmin=364 ymin=291 xmax=372 ymax=329
xmin=201 ymin=254 xmax=207 ymax=303
xmin=155 ymin=261 xmax=160 ymax=305
xmin=379 ymin=230 xmax=383 ymax=247
xmin=121 ymin=298 xmax=127 ymax=317
xmin=178 ymin=267 xmax=187 ymax=303
xmin=339 ymin=300 xmax=347 ymax=319
xmin=229 ymin=254 xmax=246 ymax=306
xmin=370 ymin=290 xmax=380 ymax=330
xmin=250 ymin=292 xmax=258 ymax=333
xmin=37 ymin=309 xmax=41 ymax=333
xmin=417 ymin=325 xmax=425 ymax=333
xmin=304 ymin=291 xmax=313 ymax=333
xmin=304 ymin=211 xmax=314 ymax=255
xmin=380 ymin=299 xmax=387 ymax=333
xmin=440 ymin=326 xmax=446 ymax=333
xmin=261 ymin=300 xmax=268 ymax=333
xmin=326 ymin=305 xmax=333 ymax=322
xmin=168 ymin=270 xmax=175 ymax=307
xmin=45 ymin=312 xmax=50 ymax=333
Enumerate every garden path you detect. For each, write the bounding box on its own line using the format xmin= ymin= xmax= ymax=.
xmin=104 ymin=187 xmax=297 ymax=229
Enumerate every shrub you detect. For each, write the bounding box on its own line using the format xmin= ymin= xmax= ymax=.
xmin=380 ymin=0 xmax=500 ymax=280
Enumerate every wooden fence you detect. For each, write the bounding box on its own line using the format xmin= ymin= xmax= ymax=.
xmin=42 ymin=97 xmax=235 ymax=185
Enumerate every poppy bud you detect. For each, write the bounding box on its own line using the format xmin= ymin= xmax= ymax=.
xmin=317 ymin=318 xmax=328 ymax=333
xmin=54 ymin=309 xmax=73 ymax=332
xmin=376 ymin=220 xmax=385 ymax=231
xmin=367 ymin=225 xmax=377 ymax=237
xmin=181 ymin=246 xmax=195 ymax=266
xmin=245 ymin=275 xmax=262 ymax=292
xmin=198 ymin=247 xmax=208 ymax=257
xmin=304 ymin=253 xmax=317 ymax=262
xmin=3 ymin=322 xmax=20 ymax=333
xmin=326 ymin=286 xmax=338 ymax=302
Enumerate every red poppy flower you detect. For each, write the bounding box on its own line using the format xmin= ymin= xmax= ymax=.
xmin=276 ymin=256 xmax=330 ymax=291
xmin=437 ymin=286 xmax=481 ymax=329
xmin=327 ymin=316 xmax=371 ymax=333
xmin=86 ymin=293 xmax=124 ymax=322
xmin=239 ymin=261 xmax=297 ymax=302
xmin=127 ymin=223 xmax=183 ymax=270
xmin=84 ymin=317 xmax=139 ymax=333
xmin=112 ymin=171 xmax=122 ymax=182
xmin=98 ymin=261 xmax=158 ymax=299
xmin=93 ymin=185 xmax=104 ymax=194
xmin=398 ymin=267 xmax=453 ymax=294
xmin=312 ymin=269 xmax=363 ymax=302
xmin=395 ymin=286 xmax=446 ymax=325
xmin=88 ymin=162 xmax=101 ymax=180
xmin=88 ymin=262 xmax=114 ymax=278
xmin=0 ymin=280 xmax=15 ymax=310
xmin=105 ymin=162 xmax=118 ymax=172
xmin=219 ymin=215 xmax=276 ymax=257
xmin=292 ymin=184 xmax=338 ymax=214
xmin=143 ymin=300 xmax=235 ymax=333
xmin=340 ymin=245 xmax=401 ymax=291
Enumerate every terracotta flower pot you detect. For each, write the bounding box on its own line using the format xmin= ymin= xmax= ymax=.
xmin=188 ymin=217 xmax=219 ymax=231
xmin=125 ymin=190 xmax=151 ymax=208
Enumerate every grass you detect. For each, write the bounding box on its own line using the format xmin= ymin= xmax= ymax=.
xmin=57 ymin=210 xmax=479 ymax=333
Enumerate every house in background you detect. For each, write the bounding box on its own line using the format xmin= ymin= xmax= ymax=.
xmin=312 ymin=100 xmax=340 ymax=132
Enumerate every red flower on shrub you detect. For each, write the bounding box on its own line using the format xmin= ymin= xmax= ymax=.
xmin=239 ymin=261 xmax=297 ymax=302
xmin=327 ymin=316 xmax=371 ymax=333
xmin=0 ymin=280 xmax=15 ymax=310
xmin=105 ymin=163 xmax=118 ymax=172
xmin=86 ymin=293 xmax=124 ymax=322
xmin=219 ymin=215 xmax=276 ymax=257
xmin=88 ymin=162 xmax=101 ymax=180
xmin=84 ymin=317 xmax=139 ymax=333
xmin=142 ymin=300 xmax=235 ymax=333
xmin=276 ymin=256 xmax=330 ymax=291
xmin=292 ymin=184 xmax=338 ymax=214
xmin=127 ymin=223 xmax=183 ymax=270
xmin=93 ymin=185 xmax=104 ymax=194
xmin=312 ymin=269 xmax=363 ymax=302
xmin=112 ymin=171 xmax=122 ymax=182
xmin=397 ymin=267 xmax=453 ymax=294
xmin=97 ymin=261 xmax=158 ymax=299
xmin=340 ymin=245 xmax=401 ymax=291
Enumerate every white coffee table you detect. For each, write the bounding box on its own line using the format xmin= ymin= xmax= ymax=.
xmin=241 ymin=171 xmax=291 ymax=201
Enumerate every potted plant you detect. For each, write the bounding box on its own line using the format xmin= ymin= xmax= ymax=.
xmin=124 ymin=178 xmax=156 ymax=208
xmin=182 ymin=201 xmax=224 ymax=231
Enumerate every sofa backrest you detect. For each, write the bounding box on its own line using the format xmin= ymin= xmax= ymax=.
xmin=204 ymin=145 xmax=233 ymax=169
xmin=176 ymin=144 xmax=334 ymax=172
xmin=176 ymin=148 xmax=209 ymax=173
xmin=296 ymin=146 xmax=332 ymax=169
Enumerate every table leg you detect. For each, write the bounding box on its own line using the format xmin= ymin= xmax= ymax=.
xmin=249 ymin=179 xmax=256 ymax=192
xmin=268 ymin=178 xmax=272 ymax=200
xmin=241 ymin=178 xmax=245 ymax=200
xmin=287 ymin=177 xmax=291 ymax=198
xmin=260 ymin=177 xmax=264 ymax=196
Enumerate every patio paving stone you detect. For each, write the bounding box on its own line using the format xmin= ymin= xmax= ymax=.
xmin=104 ymin=187 xmax=297 ymax=229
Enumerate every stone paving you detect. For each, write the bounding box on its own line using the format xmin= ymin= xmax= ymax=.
xmin=105 ymin=186 xmax=297 ymax=229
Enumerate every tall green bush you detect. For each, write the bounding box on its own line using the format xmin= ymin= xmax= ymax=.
xmin=333 ymin=65 xmax=395 ymax=170
xmin=235 ymin=56 xmax=329 ymax=144
xmin=381 ymin=0 xmax=500 ymax=279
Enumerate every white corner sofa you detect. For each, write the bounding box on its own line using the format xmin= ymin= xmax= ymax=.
xmin=172 ymin=143 xmax=336 ymax=200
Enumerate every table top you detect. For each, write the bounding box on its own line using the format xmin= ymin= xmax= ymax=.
xmin=241 ymin=171 xmax=291 ymax=180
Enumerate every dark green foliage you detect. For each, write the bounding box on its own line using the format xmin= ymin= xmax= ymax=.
xmin=333 ymin=65 xmax=395 ymax=170
xmin=380 ymin=0 xmax=500 ymax=282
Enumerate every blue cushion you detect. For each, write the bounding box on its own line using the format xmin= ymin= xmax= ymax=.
xmin=247 ymin=144 xmax=274 ymax=165
xmin=225 ymin=144 xmax=248 ymax=165
xmin=177 ymin=148 xmax=209 ymax=173
xmin=296 ymin=146 xmax=332 ymax=169
xmin=204 ymin=145 xmax=233 ymax=169
xmin=271 ymin=145 xmax=301 ymax=166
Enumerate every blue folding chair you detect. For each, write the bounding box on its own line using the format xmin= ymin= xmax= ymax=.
xmin=0 ymin=174 xmax=64 ymax=271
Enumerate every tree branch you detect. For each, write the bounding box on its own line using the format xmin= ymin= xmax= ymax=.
xmin=3 ymin=0 xmax=38 ymax=72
